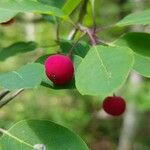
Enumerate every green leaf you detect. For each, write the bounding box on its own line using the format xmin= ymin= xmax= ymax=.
xmin=134 ymin=54 xmax=150 ymax=77
xmin=113 ymin=32 xmax=150 ymax=77
xmin=0 ymin=41 xmax=37 ymax=61
xmin=82 ymin=1 xmax=93 ymax=26
xmin=37 ymin=0 xmax=66 ymax=23
xmin=60 ymin=40 xmax=90 ymax=58
xmin=38 ymin=0 xmax=66 ymax=8
xmin=62 ymin=0 xmax=82 ymax=16
xmin=0 ymin=63 xmax=44 ymax=90
xmin=0 ymin=120 xmax=89 ymax=150
xmin=41 ymin=76 xmax=76 ymax=90
xmin=0 ymin=0 xmax=66 ymax=23
xmin=72 ymin=55 xmax=83 ymax=72
xmin=116 ymin=9 xmax=150 ymax=26
xmin=35 ymin=54 xmax=49 ymax=64
xmin=75 ymin=45 xmax=134 ymax=96
xmin=112 ymin=32 xmax=150 ymax=57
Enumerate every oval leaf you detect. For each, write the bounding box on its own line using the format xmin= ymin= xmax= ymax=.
xmin=37 ymin=0 xmax=66 ymax=24
xmin=0 ymin=63 xmax=44 ymax=90
xmin=62 ymin=0 xmax=82 ymax=16
xmin=0 ymin=0 xmax=66 ymax=23
xmin=0 ymin=120 xmax=89 ymax=150
xmin=133 ymin=53 xmax=150 ymax=78
xmin=60 ymin=40 xmax=90 ymax=58
xmin=72 ymin=55 xmax=83 ymax=72
xmin=75 ymin=45 xmax=134 ymax=96
xmin=38 ymin=0 xmax=66 ymax=8
xmin=112 ymin=32 xmax=150 ymax=57
xmin=116 ymin=9 xmax=150 ymax=26
xmin=113 ymin=32 xmax=150 ymax=77
xmin=0 ymin=41 xmax=37 ymax=61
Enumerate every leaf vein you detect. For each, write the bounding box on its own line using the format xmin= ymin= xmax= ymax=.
xmin=12 ymin=71 xmax=24 ymax=80
xmin=93 ymin=46 xmax=111 ymax=84
xmin=0 ymin=128 xmax=33 ymax=148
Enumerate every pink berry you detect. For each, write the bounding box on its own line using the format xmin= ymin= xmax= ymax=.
xmin=102 ymin=96 xmax=126 ymax=116
xmin=44 ymin=54 xmax=74 ymax=86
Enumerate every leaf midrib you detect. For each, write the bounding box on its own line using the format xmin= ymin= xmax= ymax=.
xmin=93 ymin=46 xmax=111 ymax=84
xmin=12 ymin=71 xmax=24 ymax=80
xmin=0 ymin=128 xmax=33 ymax=148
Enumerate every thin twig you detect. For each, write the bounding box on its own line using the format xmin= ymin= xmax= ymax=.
xmin=66 ymin=0 xmax=89 ymax=56
xmin=78 ymin=24 xmax=112 ymax=46
xmin=78 ymin=0 xmax=89 ymax=24
xmin=86 ymin=29 xmax=97 ymax=45
xmin=56 ymin=20 xmax=60 ymax=43
xmin=67 ymin=29 xmax=77 ymax=40
xmin=0 ymin=90 xmax=10 ymax=101
xmin=77 ymin=24 xmax=96 ymax=45
xmin=90 ymin=0 xmax=96 ymax=34
xmin=68 ymin=32 xmax=86 ymax=57
xmin=0 ymin=89 xmax=24 ymax=108
xmin=96 ymin=24 xmax=115 ymax=32
xmin=70 ymin=0 xmax=89 ymax=40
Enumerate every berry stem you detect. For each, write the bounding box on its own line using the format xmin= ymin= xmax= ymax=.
xmin=56 ymin=20 xmax=60 ymax=43
xmin=113 ymin=93 xmax=116 ymax=97
xmin=67 ymin=0 xmax=88 ymax=56
xmin=86 ymin=29 xmax=97 ymax=46
xmin=77 ymin=24 xmax=97 ymax=46
xmin=90 ymin=0 xmax=96 ymax=34
xmin=67 ymin=32 xmax=86 ymax=57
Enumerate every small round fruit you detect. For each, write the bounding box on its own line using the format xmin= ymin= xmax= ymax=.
xmin=1 ymin=19 xmax=15 ymax=26
xmin=44 ymin=54 xmax=74 ymax=86
xmin=102 ymin=96 xmax=126 ymax=116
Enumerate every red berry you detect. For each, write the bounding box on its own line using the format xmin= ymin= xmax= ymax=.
xmin=102 ymin=96 xmax=126 ymax=116
xmin=1 ymin=19 xmax=15 ymax=26
xmin=44 ymin=54 xmax=74 ymax=86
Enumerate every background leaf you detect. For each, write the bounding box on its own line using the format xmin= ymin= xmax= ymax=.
xmin=76 ymin=45 xmax=134 ymax=96
xmin=0 ymin=120 xmax=89 ymax=150
xmin=0 ymin=0 xmax=65 ymax=23
xmin=72 ymin=55 xmax=83 ymax=72
xmin=116 ymin=9 xmax=150 ymax=26
xmin=0 ymin=63 xmax=44 ymax=90
xmin=113 ymin=32 xmax=150 ymax=57
xmin=35 ymin=54 xmax=50 ymax=64
xmin=134 ymin=54 xmax=150 ymax=78
xmin=0 ymin=41 xmax=37 ymax=61
xmin=113 ymin=32 xmax=150 ymax=77
xmin=62 ymin=0 xmax=82 ymax=16
xmin=38 ymin=0 xmax=66 ymax=8
xmin=60 ymin=40 xmax=90 ymax=58
xmin=37 ymin=0 xmax=66 ymax=23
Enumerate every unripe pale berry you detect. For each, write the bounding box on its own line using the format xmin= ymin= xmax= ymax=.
xmin=102 ymin=96 xmax=126 ymax=116
xmin=44 ymin=54 xmax=74 ymax=86
xmin=1 ymin=19 xmax=15 ymax=26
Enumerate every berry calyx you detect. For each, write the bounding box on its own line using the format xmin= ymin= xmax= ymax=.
xmin=44 ymin=54 xmax=74 ymax=86
xmin=1 ymin=19 xmax=15 ymax=26
xmin=102 ymin=96 xmax=126 ymax=116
